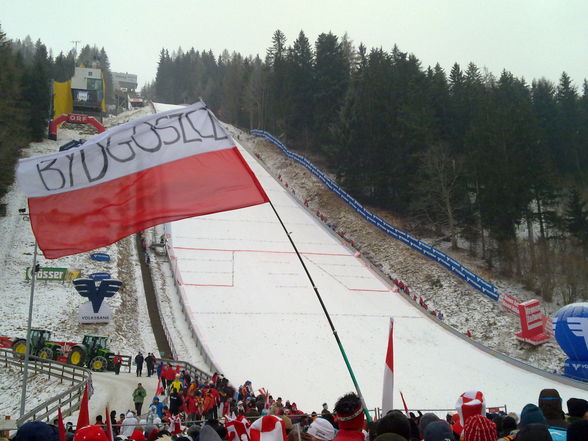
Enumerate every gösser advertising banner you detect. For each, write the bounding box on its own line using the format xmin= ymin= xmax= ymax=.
xmin=25 ymin=267 xmax=81 ymax=281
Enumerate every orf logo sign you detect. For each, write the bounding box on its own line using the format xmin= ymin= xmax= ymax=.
xmin=67 ymin=114 xmax=89 ymax=123
xmin=553 ymin=302 xmax=588 ymax=381
xmin=73 ymin=278 xmax=122 ymax=313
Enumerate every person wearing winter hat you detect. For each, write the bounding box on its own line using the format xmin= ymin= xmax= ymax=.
xmin=15 ymin=421 xmax=59 ymax=441
xmin=567 ymin=398 xmax=588 ymax=424
xmin=567 ymin=419 xmax=588 ymax=441
xmin=496 ymin=416 xmax=517 ymax=440
xmin=187 ymin=423 xmax=201 ymax=439
xmin=307 ymin=417 xmax=336 ymax=441
xmin=462 ymin=415 xmax=496 ymax=441
xmin=418 ymin=413 xmax=440 ymax=438
xmin=454 ymin=391 xmax=486 ymax=437
xmin=129 ymin=426 xmax=147 ymax=441
xmin=538 ymin=389 xmax=567 ymax=441
xmin=423 ymin=421 xmax=453 ymax=441
xmin=513 ymin=423 xmax=552 ymax=441
xmin=519 ymin=404 xmax=546 ymax=428
xmin=73 ymin=425 xmax=109 ymax=441
xmin=376 ymin=410 xmax=411 ymax=441
xmin=538 ymin=389 xmax=567 ymax=428
xmin=121 ymin=411 xmax=139 ymax=437
xmin=332 ymin=393 xmax=365 ymax=441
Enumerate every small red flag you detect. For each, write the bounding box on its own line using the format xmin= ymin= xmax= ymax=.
xmin=400 ymin=391 xmax=409 ymax=417
xmin=76 ymin=383 xmax=90 ymax=429
xmin=156 ymin=377 xmax=164 ymax=396
xmin=58 ymin=408 xmax=66 ymax=441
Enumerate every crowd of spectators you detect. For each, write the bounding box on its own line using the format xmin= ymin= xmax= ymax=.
xmin=9 ymin=382 xmax=588 ymax=441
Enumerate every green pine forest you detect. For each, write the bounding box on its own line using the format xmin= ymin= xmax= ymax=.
xmin=2 ymin=26 xmax=587 ymax=302
xmin=148 ymin=30 xmax=588 ymax=303
xmin=0 ymin=25 xmax=113 ymax=202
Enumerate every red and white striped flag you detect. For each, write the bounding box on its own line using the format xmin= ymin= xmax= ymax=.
xmin=16 ymin=101 xmax=269 ymax=259
xmin=226 ymin=414 xmax=251 ymax=441
xmin=382 ymin=317 xmax=394 ymax=415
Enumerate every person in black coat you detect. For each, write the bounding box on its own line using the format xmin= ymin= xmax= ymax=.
xmin=145 ymin=353 xmax=156 ymax=377
xmin=135 ymin=352 xmax=144 ymax=377
xmin=169 ymin=390 xmax=183 ymax=416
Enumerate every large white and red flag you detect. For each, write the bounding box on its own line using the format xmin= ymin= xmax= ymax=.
xmin=381 ymin=317 xmax=394 ymax=415
xmin=250 ymin=415 xmax=287 ymax=441
xmin=226 ymin=414 xmax=251 ymax=441
xmin=16 ymin=101 xmax=269 ymax=258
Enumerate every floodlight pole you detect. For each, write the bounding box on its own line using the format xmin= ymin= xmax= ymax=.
xmin=19 ymin=241 xmax=38 ymax=418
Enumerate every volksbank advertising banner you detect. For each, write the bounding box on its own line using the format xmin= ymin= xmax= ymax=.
xmin=25 ymin=267 xmax=81 ymax=282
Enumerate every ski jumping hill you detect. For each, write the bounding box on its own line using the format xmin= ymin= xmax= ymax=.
xmin=153 ymin=104 xmax=588 ymax=415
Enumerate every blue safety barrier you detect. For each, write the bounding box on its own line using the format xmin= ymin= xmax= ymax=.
xmin=251 ymin=129 xmax=500 ymax=302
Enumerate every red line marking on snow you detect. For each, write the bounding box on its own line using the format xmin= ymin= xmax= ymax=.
xmin=173 ymin=246 xmax=353 ymax=257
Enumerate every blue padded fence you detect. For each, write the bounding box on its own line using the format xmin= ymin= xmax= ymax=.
xmin=251 ymin=129 xmax=500 ymax=302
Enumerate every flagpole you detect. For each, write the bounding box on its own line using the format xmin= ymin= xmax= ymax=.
xmin=268 ymin=201 xmax=372 ymax=422
xmin=20 ymin=241 xmax=38 ymax=417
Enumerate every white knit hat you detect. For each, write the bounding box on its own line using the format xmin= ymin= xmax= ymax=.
xmin=307 ymin=418 xmax=335 ymax=441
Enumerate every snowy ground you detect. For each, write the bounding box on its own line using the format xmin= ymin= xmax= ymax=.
xmin=1 ymin=102 xmax=586 ymax=424
xmin=0 ymin=365 xmax=71 ymax=417
xmin=233 ymin=129 xmax=570 ymax=374
xmin=0 ymin=109 xmax=158 ymax=420
xmin=161 ymin=125 xmax=587 ymax=416
xmin=66 ymin=370 xmax=159 ymax=426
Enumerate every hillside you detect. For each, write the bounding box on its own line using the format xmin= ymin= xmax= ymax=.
xmin=229 ymin=127 xmax=568 ymax=374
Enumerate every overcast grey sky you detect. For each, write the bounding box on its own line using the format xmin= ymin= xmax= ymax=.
xmin=1 ymin=0 xmax=586 ymax=90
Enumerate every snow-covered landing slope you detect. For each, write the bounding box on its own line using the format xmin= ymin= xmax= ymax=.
xmin=153 ymin=103 xmax=587 ymax=415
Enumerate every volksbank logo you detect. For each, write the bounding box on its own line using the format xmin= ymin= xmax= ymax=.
xmin=568 ymin=317 xmax=588 ymax=348
xmin=73 ymin=278 xmax=122 ymax=313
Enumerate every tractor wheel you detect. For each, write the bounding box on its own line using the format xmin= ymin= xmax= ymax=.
xmin=11 ymin=339 xmax=27 ymax=358
xmin=67 ymin=347 xmax=86 ymax=366
xmin=38 ymin=347 xmax=53 ymax=360
xmin=89 ymin=356 xmax=107 ymax=372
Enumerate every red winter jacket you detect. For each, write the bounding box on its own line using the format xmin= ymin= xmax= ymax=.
xmin=333 ymin=430 xmax=364 ymax=441
xmin=163 ymin=366 xmax=176 ymax=381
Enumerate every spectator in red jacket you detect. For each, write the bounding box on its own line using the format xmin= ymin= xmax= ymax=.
xmin=162 ymin=363 xmax=176 ymax=389
xmin=333 ymin=393 xmax=365 ymax=441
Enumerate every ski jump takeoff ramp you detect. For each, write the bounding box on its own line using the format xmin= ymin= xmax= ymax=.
xmin=156 ymin=105 xmax=587 ymax=415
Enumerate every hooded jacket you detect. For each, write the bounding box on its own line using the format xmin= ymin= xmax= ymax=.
xmin=121 ymin=412 xmax=139 ymax=436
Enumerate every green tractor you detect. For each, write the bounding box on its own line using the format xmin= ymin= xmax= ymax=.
xmin=67 ymin=335 xmax=114 ymax=372
xmin=11 ymin=329 xmax=63 ymax=360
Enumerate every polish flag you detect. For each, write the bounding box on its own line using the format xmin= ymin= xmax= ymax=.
xmin=250 ymin=415 xmax=287 ymax=441
xmin=226 ymin=414 xmax=251 ymax=441
xmin=16 ymin=101 xmax=269 ymax=259
xmin=381 ymin=317 xmax=394 ymax=415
